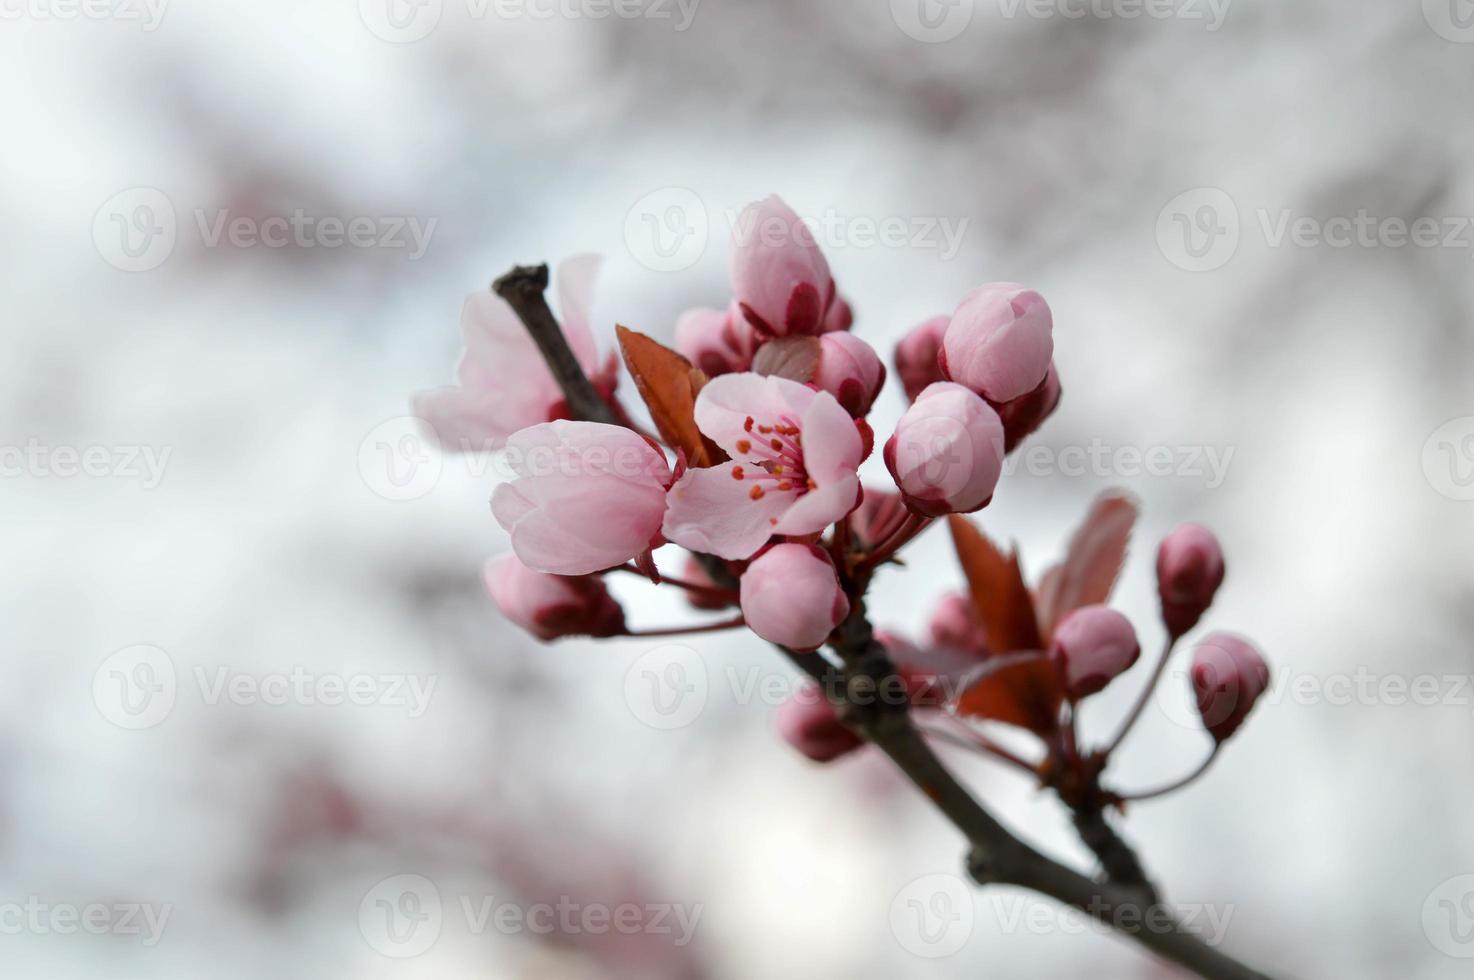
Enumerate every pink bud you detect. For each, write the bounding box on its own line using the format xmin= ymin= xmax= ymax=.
xmin=680 ymin=556 xmax=735 ymax=612
xmin=940 ymin=283 xmax=1054 ymax=403
xmin=994 ymin=361 xmax=1061 ymax=453
xmin=894 ymin=315 xmax=949 ymax=403
xmin=1049 ymin=605 xmax=1141 ymax=700
xmin=484 ymin=555 xmax=625 ymax=642
xmin=730 ymin=195 xmax=834 ymax=338
xmin=813 ymin=332 xmax=886 ymax=418
xmin=1156 ymin=524 xmax=1227 ymax=637
xmin=775 ymin=684 xmax=862 ymax=762
xmin=929 ymin=592 xmax=989 ymax=655
xmin=1191 ymin=633 xmax=1269 ymax=743
xmin=740 ymin=544 xmax=850 ymax=652
xmin=822 ymin=294 xmax=854 ymax=333
xmin=883 ymin=382 xmax=1005 ymax=517
xmin=674 ymin=303 xmax=757 ymax=378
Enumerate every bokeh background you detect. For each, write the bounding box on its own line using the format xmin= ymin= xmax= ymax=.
xmin=4 ymin=0 xmax=1474 ymax=976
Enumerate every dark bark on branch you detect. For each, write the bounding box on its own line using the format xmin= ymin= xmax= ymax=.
xmin=497 ymin=263 xmax=1276 ymax=980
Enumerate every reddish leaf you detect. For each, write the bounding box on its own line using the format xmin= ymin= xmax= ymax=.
xmin=947 ymin=515 xmax=1060 ymax=732
xmin=751 ymin=336 xmax=821 ymax=383
xmin=1034 ymin=492 xmax=1138 ymax=638
xmin=616 ymin=326 xmax=726 ymax=468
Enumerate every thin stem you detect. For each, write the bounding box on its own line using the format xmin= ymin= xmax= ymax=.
xmin=611 ymin=564 xmax=737 ymax=603
xmin=1102 ymin=636 xmax=1178 ymax=758
xmin=919 ymin=714 xmax=1041 ymax=777
xmin=621 ymin=616 xmax=746 ymax=639
xmin=1114 ymin=745 xmax=1222 ymax=804
xmin=858 ymin=513 xmax=933 ymax=572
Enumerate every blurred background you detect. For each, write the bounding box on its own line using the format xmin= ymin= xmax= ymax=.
xmin=4 ymin=0 xmax=1474 ymax=976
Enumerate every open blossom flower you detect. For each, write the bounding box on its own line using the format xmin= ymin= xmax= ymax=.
xmin=941 ymin=282 xmax=1054 ymax=403
xmin=662 ymin=374 xmax=864 ymax=560
xmin=740 ymin=544 xmax=850 ymax=651
xmin=674 ymin=302 xmax=758 ymax=377
xmin=484 ymin=555 xmax=625 ymax=641
xmin=415 ymin=256 xmax=615 ymax=451
xmin=731 ymin=195 xmax=835 ymax=338
xmin=884 ymin=382 xmax=1005 ymax=516
xmin=492 ymin=421 xmax=671 ymax=576
xmin=813 ymin=332 xmax=886 ymax=418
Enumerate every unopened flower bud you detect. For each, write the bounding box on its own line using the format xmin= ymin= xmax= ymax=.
xmin=680 ymin=556 xmax=735 ymax=611
xmin=822 ymin=294 xmax=854 ymax=333
xmin=894 ymin=315 xmax=949 ymax=403
xmin=776 ymin=685 xmax=862 ymax=762
xmin=484 ymin=555 xmax=625 ymax=641
xmin=929 ymin=592 xmax=989 ymax=655
xmin=740 ymin=544 xmax=850 ymax=652
xmin=731 ymin=195 xmax=835 ymax=338
xmin=1049 ymin=605 xmax=1141 ymax=700
xmin=1156 ymin=524 xmax=1226 ymax=637
xmin=883 ymin=382 xmax=1005 ymax=517
xmin=1191 ymin=633 xmax=1269 ymax=743
xmin=674 ymin=303 xmax=757 ymax=378
xmin=994 ymin=361 xmax=1061 ymax=453
xmin=940 ymin=283 xmax=1054 ymax=403
xmin=813 ymin=332 xmax=886 ymax=418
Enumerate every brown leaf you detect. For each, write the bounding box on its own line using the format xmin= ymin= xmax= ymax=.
xmin=751 ymin=336 xmax=821 ymax=383
xmin=947 ymin=515 xmax=1060 ymax=732
xmin=616 ymin=326 xmax=726 ymax=468
xmin=1034 ymin=492 xmax=1138 ymax=638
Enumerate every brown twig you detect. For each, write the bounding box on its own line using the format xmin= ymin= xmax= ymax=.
xmin=496 ymin=262 xmax=1275 ymax=980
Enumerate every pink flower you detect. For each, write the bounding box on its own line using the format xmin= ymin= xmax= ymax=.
xmin=822 ymin=294 xmax=854 ymax=333
xmin=1157 ymin=524 xmax=1226 ymax=638
xmin=883 ymin=382 xmax=1005 ymax=517
xmin=895 ymin=315 xmax=949 ymax=403
xmin=491 ymin=421 xmax=671 ymax=576
xmin=674 ymin=302 xmax=757 ymax=378
xmin=929 ymin=592 xmax=989 ymax=655
xmin=940 ymin=283 xmax=1054 ymax=403
xmin=730 ymin=195 xmax=835 ymax=338
xmin=1049 ymin=606 xmax=1141 ymax=701
xmin=995 ymin=361 xmax=1061 ymax=453
xmin=776 ymin=684 xmax=862 ymax=762
xmin=1191 ymin=633 xmax=1269 ymax=743
xmin=739 ymin=544 xmax=850 ymax=651
xmin=415 ymin=256 xmax=615 ymax=451
xmin=661 ymin=374 xmax=864 ymax=560
xmin=813 ymin=332 xmax=886 ymax=418
xmin=484 ymin=554 xmax=625 ymax=641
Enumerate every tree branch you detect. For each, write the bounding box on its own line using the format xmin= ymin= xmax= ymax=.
xmin=495 ymin=262 xmax=1276 ymax=980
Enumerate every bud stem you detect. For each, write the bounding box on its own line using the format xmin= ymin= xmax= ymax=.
xmin=1113 ymin=745 xmax=1222 ymax=804
xmin=620 ymin=615 xmax=747 ymax=639
xmin=1101 ymin=637 xmax=1178 ymax=759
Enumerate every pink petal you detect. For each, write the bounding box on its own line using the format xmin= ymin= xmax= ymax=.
xmin=661 ymin=461 xmax=790 ymax=560
xmin=795 ymin=389 xmax=864 ymax=483
xmin=556 ymin=254 xmax=603 ymax=377
xmin=772 ymin=474 xmax=860 ymax=536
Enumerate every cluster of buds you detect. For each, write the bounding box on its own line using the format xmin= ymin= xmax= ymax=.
xmin=415 ymin=193 xmax=1269 ymax=794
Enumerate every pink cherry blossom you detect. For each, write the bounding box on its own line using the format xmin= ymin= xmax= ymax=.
xmin=813 ymin=332 xmax=886 ymax=418
xmin=822 ymin=294 xmax=854 ymax=333
xmin=1157 ymin=523 xmax=1226 ymax=637
xmin=674 ymin=301 xmax=758 ymax=378
xmin=883 ymin=382 xmax=1005 ymax=517
xmin=776 ymin=684 xmax=862 ymax=762
xmin=739 ymin=544 xmax=850 ymax=651
xmin=491 ymin=421 xmax=671 ymax=576
xmin=1191 ymin=632 xmax=1269 ymax=743
xmin=661 ymin=374 xmax=864 ymax=561
xmin=730 ymin=195 xmax=835 ymax=338
xmin=414 ymin=256 xmax=616 ymax=451
xmin=1049 ymin=605 xmax=1141 ymax=701
xmin=484 ymin=554 xmax=625 ymax=641
xmin=941 ymin=282 xmax=1054 ymax=403
xmin=895 ymin=315 xmax=949 ymax=403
